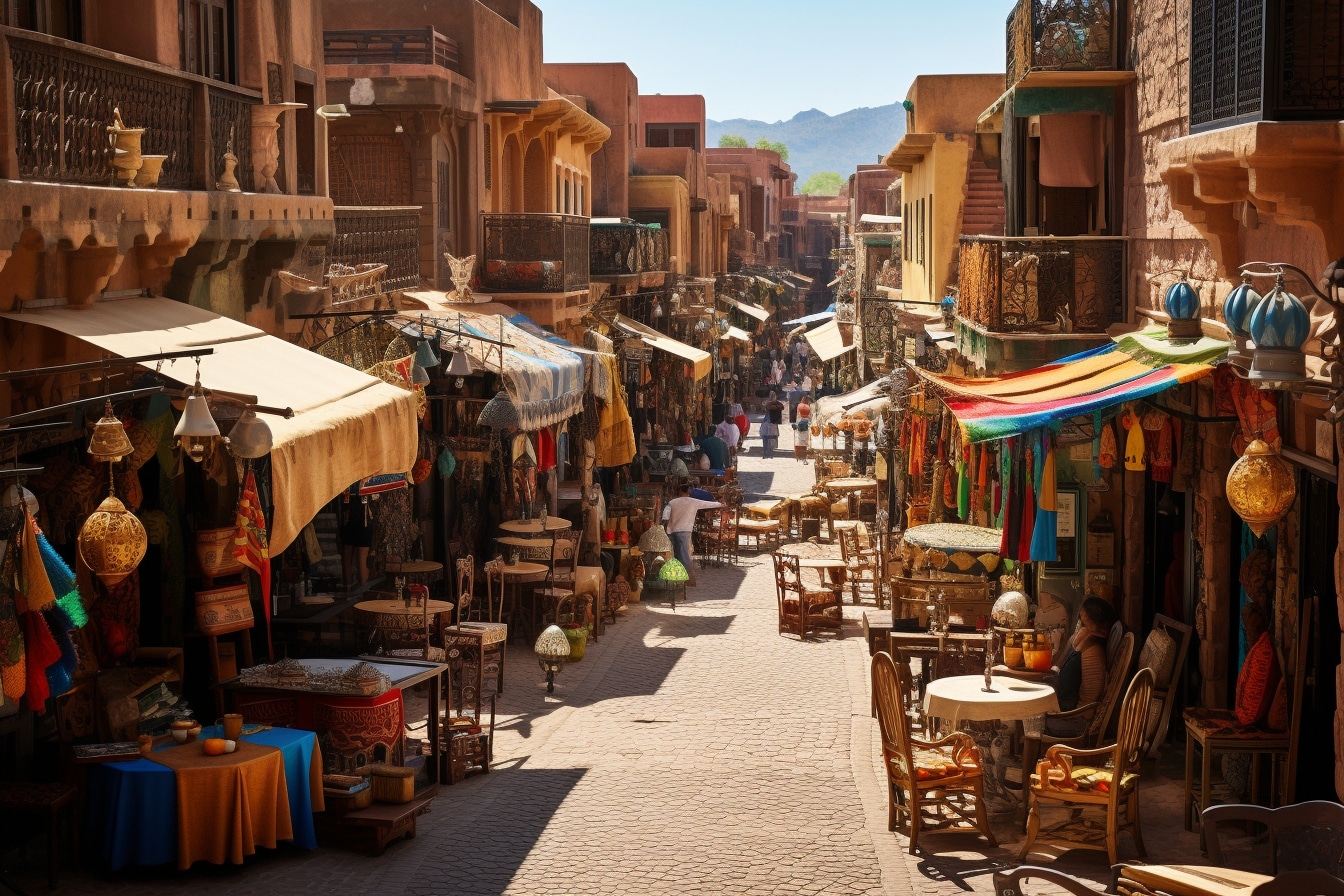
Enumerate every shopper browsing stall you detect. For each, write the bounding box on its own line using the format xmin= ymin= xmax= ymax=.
xmin=661 ymin=482 xmax=721 ymax=586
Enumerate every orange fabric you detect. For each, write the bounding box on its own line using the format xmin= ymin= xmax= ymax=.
xmin=1235 ymin=631 xmax=1280 ymax=727
xmin=18 ymin=513 xmax=56 ymax=613
xmin=148 ymin=740 xmax=293 ymax=869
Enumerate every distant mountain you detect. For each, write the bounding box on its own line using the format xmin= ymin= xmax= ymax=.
xmin=707 ymin=104 xmax=906 ymax=184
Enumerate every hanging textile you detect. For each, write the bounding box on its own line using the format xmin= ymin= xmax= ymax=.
xmin=1019 ymin=442 xmax=1036 ymax=563
xmin=0 ymin=542 xmax=26 ymax=702
xmin=1038 ymin=113 xmax=1101 ymax=188
xmin=232 ymin=469 xmax=273 ymax=661
xmin=1030 ymin=433 xmax=1058 ymax=563
xmin=1150 ymin=416 xmax=1174 ymax=483
xmin=536 ymin=428 xmax=557 ymax=473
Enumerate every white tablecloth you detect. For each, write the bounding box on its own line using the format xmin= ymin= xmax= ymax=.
xmin=923 ymin=674 xmax=1058 ymax=725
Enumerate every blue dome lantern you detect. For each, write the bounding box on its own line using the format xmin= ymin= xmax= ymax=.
xmin=1164 ymin=273 xmax=1202 ymax=340
xmin=1246 ymin=273 xmax=1310 ymax=383
xmin=1223 ymin=274 xmax=1263 ymax=368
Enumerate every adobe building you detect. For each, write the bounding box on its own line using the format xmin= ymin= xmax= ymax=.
xmin=706 ymin=146 xmax=795 ymax=271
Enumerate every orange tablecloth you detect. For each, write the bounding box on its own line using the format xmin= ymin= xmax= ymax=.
xmin=148 ymin=740 xmax=293 ymax=869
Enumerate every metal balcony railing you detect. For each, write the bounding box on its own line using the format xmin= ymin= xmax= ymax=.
xmin=481 ymin=214 xmax=590 ymax=293
xmin=332 ymin=206 xmax=422 ymax=293
xmin=6 ymin=27 xmax=258 ymax=190
xmin=590 ymin=222 xmax=670 ymax=276
xmin=323 ymin=27 xmax=461 ymax=73
xmin=1189 ymin=0 xmax=1344 ymax=133
xmin=1005 ymin=0 xmax=1118 ymax=87
xmin=957 ymin=235 xmax=1126 ymax=334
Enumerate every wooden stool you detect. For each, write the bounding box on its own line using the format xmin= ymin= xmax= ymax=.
xmin=0 ymin=782 xmax=77 ymax=889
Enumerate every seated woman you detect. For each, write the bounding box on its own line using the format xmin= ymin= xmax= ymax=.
xmin=1047 ymin=596 xmax=1119 ymax=737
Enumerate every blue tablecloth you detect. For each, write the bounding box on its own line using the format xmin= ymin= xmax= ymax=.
xmin=87 ymin=727 xmax=319 ymax=870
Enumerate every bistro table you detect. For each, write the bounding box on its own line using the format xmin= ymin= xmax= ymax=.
xmin=499 ymin=516 xmax=571 ymax=534
xmin=824 ymin=476 xmax=878 ymax=518
xmin=502 ymin=560 xmax=549 ymax=642
xmin=86 ymin=726 xmax=322 ymax=870
xmin=383 ymin=559 xmax=444 ymax=579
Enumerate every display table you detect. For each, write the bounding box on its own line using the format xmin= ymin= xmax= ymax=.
xmin=924 ymin=674 xmax=1058 ymax=726
xmin=824 ymin=476 xmax=878 ymax=518
xmin=901 ymin=523 xmax=1004 ymax=576
xmin=86 ymin=727 xmax=322 ymax=870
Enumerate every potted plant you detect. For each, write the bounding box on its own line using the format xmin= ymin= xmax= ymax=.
xmin=562 ymin=622 xmax=587 ymax=661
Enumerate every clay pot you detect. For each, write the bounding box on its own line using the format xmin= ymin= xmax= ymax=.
xmin=135 ymin=155 xmax=168 ymax=187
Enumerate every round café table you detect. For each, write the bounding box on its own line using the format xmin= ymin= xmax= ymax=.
xmin=355 ymin=598 xmax=455 ymax=649
xmin=499 ymin=516 xmax=571 ymax=534
xmin=902 ymin=522 xmax=1004 ymax=577
xmin=825 ymin=476 xmax=878 ymax=518
xmin=924 ymin=673 xmax=1058 ymax=726
xmin=498 ymin=535 xmax=552 ymax=552
xmin=383 ymin=560 xmax=444 ymax=583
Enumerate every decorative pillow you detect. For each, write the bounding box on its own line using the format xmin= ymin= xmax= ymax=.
xmin=1234 ymin=631 xmax=1281 ymax=727
xmin=1266 ymin=678 xmax=1289 ymax=732
xmin=1139 ymin=628 xmax=1177 ymax=741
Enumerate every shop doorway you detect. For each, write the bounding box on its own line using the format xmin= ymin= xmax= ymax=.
xmin=1296 ymin=469 xmax=1339 ymax=802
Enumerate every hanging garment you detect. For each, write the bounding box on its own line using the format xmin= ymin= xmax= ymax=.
xmin=18 ymin=513 xmax=56 ymax=614
xmin=1099 ymin=417 xmax=1119 ymax=469
xmin=536 ymin=428 xmax=557 ymax=473
xmin=1031 ymin=433 xmax=1058 ymax=562
xmin=1151 ymin=416 xmax=1174 ymax=483
xmin=0 ymin=545 xmax=26 ymax=702
xmin=1000 ymin=439 xmax=1021 ymax=557
xmin=37 ymin=531 xmax=85 ymax=628
xmin=1019 ymin=444 xmax=1037 ymax=563
xmin=233 ymin=469 xmax=272 ymax=661
xmin=1038 ymin=113 xmax=1102 ymax=188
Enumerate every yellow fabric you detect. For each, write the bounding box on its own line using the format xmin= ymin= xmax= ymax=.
xmin=611 ymin=314 xmax=712 ymax=380
xmin=1 ymin=299 xmax=420 ymax=553
xmin=1039 ymin=448 xmax=1058 ymax=512
xmin=148 ymin=740 xmax=293 ymax=869
xmin=595 ymin=354 xmax=636 ymax=467
xmin=924 ymin=351 xmax=1129 ymax=397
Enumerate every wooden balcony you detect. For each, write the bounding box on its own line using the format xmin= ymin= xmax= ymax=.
xmin=957 ymin=235 xmax=1125 ymax=334
xmin=481 ymin=214 xmax=590 ymax=294
xmin=1005 ymin=0 xmax=1119 ymax=87
xmin=332 ymin=207 xmax=422 ymax=293
xmin=1189 ymin=0 xmax=1344 ymax=134
xmin=323 ymin=27 xmax=460 ymax=73
xmin=5 ymin=26 xmax=259 ymax=190
xmin=590 ymin=221 xmax=670 ymax=276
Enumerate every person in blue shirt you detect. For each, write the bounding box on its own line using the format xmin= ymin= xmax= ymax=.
xmin=688 ymin=485 xmax=714 ymax=501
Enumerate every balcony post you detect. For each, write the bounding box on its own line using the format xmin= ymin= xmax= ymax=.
xmin=193 ymin=81 xmax=212 ymax=191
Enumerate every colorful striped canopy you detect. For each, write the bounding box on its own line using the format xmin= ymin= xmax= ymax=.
xmin=918 ymin=344 xmax=1215 ymax=442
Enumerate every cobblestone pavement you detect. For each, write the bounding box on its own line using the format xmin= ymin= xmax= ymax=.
xmin=18 ymin=419 xmax=1215 ymax=895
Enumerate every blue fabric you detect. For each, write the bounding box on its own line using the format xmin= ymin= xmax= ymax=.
xmin=670 ymin=531 xmax=694 ymax=572
xmin=86 ymin=728 xmax=320 ymax=869
xmin=688 ymin=487 xmax=713 ymax=501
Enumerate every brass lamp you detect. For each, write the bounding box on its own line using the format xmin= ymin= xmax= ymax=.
xmin=88 ymin=400 xmax=133 ymax=462
xmin=534 ymin=624 xmax=571 ymax=693
xmin=1226 ymin=437 xmax=1296 ymax=537
xmin=78 ymin=466 xmax=147 ymax=586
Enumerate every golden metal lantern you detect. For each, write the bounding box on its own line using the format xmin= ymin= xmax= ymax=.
xmin=78 ymin=481 xmax=148 ymax=586
xmin=1225 ymin=437 xmax=1296 ymax=537
xmin=88 ymin=400 xmax=134 ymax=462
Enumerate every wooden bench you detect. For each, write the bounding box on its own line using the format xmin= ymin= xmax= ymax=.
xmin=315 ymin=786 xmax=437 ymax=855
xmin=736 ymin=517 xmax=782 ymax=551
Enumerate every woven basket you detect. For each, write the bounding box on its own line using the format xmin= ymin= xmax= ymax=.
xmin=368 ymin=764 xmax=415 ymax=803
xmin=196 ymin=527 xmax=244 ymax=577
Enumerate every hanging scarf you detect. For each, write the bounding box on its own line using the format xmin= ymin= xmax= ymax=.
xmin=37 ymin=531 xmax=86 ymax=628
xmin=1018 ymin=442 xmax=1036 ymax=563
xmin=42 ymin=604 xmax=78 ymax=699
xmin=1030 ymin=433 xmax=1058 ymax=563
xmin=1151 ymin=415 xmax=1175 ymax=483
xmin=18 ymin=513 xmax=56 ymax=614
xmin=19 ymin=607 xmax=60 ymax=711
xmin=1000 ymin=438 xmax=1021 ymax=557
xmin=233 ymin=469 xmax=273 ymax=661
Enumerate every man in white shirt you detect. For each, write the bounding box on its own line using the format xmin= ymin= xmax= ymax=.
xmin=800 ymin=373 xmax=814 ymax=400
xmin=714 ymin=412 xmax=741 ymax=449
xmin=661 ymin=482 xmax=721 ymax=586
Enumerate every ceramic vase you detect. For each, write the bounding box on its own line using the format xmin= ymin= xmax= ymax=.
xmin=251 ymin=102 xmax=305 ymax=194
xmin=135 ymin=154 xmax=168 ymax=187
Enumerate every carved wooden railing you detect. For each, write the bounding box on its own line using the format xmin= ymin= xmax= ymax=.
xmin=332 ymin=206 xmax=422 ymax=293
xmin=4 ymin=26 xmax=260 ymax=190
xmin=1005 ymin=0 xmax=1117 ymax=87
xmin=323 ymin=27 xmax=461 ymax=73
xmin=480 ymin=214 xmax=590 ymax=293
xmin=590 ymin=221 xmax=669 ymax=276
xmin=957 ymin=235 xmax=1126 ymax=334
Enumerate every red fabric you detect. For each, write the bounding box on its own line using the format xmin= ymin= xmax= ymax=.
xmin=734 ymin=414 xmax=750 ymax=441
xmin=1151 ymin=417 xmax=1174 ymax=483
xmin=19 ymin=609 xmax=59 ymax=712
xmin=233 ymin=470 xmax=272 ymax=660
xmin=535 ymin=428 xmax=556 ymax=472
xmin=1235 ymin=631 xmax=1281 ymax=727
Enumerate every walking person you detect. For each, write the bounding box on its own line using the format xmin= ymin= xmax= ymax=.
xmin=662 ymin=482 xmax=721 ymax=586
xmin=761 ymin=391 xmax=785 ymax=458
xmin=730 ymin=401 xmax=750 ymax=450
xmin=793 ymin=415 xmax=811 ymax=463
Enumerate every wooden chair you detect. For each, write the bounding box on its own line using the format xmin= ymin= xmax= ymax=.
xmin=1020 ymin=667 xmax=1154 ymax=866
xmin=1204 ymin=800 xmax=1344 ymax=878
xmin=1251 ymin=870 xmax=1344 ymax=896
xmin=1139 ymin=614 xmax=1193 ymax=758
xmin=1184 ymin=597 xmax=1314 ymax=830
xmin=772 ymin=551 xmax=842 ymax=640
xmin=382 ymin=586 xmax=445 ymax=662
xmin=992 ymin=866 xmax=1106 ymax=896
xmin=443 ymin=555 xmax=508 ymax=698
xmin=871 ymin=650 xmax=996 ymax=855
xmin=1021 ymin=632 xmax=1136 ymax=790
xmin=537 ymin=532 xmax=588 ymax=636
xmin=838 ymin=526 xmax=878 ymax=606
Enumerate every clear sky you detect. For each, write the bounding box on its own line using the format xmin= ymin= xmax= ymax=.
xmin=539 ymin=0 xmax=1012 ymax=122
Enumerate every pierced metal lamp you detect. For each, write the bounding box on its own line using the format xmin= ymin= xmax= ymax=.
xmin=535 ymin=624 xmax=571 ymax=693
xmin=1226 ymin=437 xmax=1296 ymax=537
xmin=414 ymin=336 xmax=440 ymax=369
xmin=478 ymin=390 xmax=521 ymax=430
xmin=88 ymin=399 xmax=134 ymax=462
xmin=637 ymin=524 xmax=672 ymax=555
xmin=227 ymin=406 xmax=273 ymax=459
xmin=1164 ymin=273 xmax=1202 ymax=341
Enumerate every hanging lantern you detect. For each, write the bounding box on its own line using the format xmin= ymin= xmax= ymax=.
xmin=88 ymin=399 xmax=134 ymax=462
xmin=1222 ymin=274 xmax=1263 ymax=368
xmin=658 ymin=558 xmax=689 ymax=583
xmin=637 ymin=524 xmax=672 ymax=555
xmin=1246 ymin=273 xmax=1310 ymax=384
xmin=1123 ymin=413 xmax=1146 ymax=471
xmin=1226 ymin=437 xmax=1297 ymax=537
xmin=78 ymin=473 xmax=147 ymax=586
xmin=411 ymin=363 xmax=431 ymax=387
xmin=414 ymin=337 xmax=440 ymax=369
xmin=445 ymin=346 xmax=473 ymax=390
xmin=477 ymin=390 xmax=521 ymax=430
xmin=226 ymin=406 xmax=273 ymax=459
xmin=1164 ymin=273 xmax=1202 ymax=340
xmin=174 ymin=368 xmax=219 ymax=462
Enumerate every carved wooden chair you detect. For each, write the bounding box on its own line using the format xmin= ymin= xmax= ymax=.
xmin=838 ymin=525 xmax=878 ymax=606
xmin=871 ymin=650 xmax=995 ymax=855
xmin=772 ymin=551 xmax=842 ymax=640
xmin=443 ymin=555 xmax=507 ymax=697
xmin=382 ymin=584 xmax=446 ymax=662
xmin=992 ymin=866 xmax=1106 ymax=896
xmin=1021 ymin=631 xmax=1135 ymax=791
xmin=1020 ymin=667 xmax=1154 ymax=866
xmin=1204 ymin=800 xmax=1344 ymax=878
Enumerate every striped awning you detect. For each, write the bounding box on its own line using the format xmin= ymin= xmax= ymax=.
xmin=914 ymin=344 xmax=1216 ymax=443
xmin=611 ymin=314 xmax=713 ymax=380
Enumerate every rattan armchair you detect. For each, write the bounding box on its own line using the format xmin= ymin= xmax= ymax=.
xmin=871 ymin=651 xmax=995 ymax=855
xmin=1020 ymin=667 xmax=1154 ymax=866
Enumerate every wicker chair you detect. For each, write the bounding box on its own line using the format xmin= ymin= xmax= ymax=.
xmin=772 ymin=551 xmax=842 ymax=640
xmin=871 ymin=651 xmax=996 ymax=854
xmin=1020 ymin=667 xmax=1154 ymax=866
xmin=1020 ymin=632 xmax=1136 ymax=792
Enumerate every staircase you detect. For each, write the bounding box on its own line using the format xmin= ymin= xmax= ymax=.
xmin=961 ymin=152 xmax=1005 ymax=236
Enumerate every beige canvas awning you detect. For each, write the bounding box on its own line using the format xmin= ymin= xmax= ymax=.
xmin=724 ymin=297 xmax=769 ymax=322
xmin=1 ymin=297 xmax=419 ymax=552
xmin=611 ymin=314 xmax=712 ymax=380
xmin=803 ymin=319 xmax=855 ymax=362
xmin=720 ymin=326 xmax=752 ymax=342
